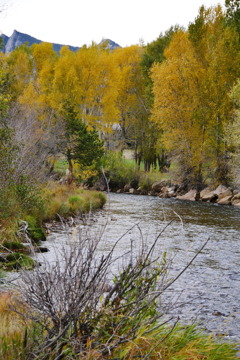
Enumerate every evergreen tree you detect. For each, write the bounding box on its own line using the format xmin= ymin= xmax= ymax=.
xmin=59 ymin=105 xmax=104 ymax=183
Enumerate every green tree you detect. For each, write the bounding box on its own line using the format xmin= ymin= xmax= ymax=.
xmin=59 ymin=105 xmax=104 ymax=183
xmin=0 ymin=37 xmax=3 ymax=51
xmin=225 ymin=0 xmax=240 ymax=34
xmin=0 ymin=56 xmax=18 ymax=220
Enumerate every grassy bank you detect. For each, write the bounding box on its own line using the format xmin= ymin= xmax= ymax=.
xmin=0 ymin=182 xmax=106 ymax=271
xmin=42 ymin=182 xmax=106 ymax=221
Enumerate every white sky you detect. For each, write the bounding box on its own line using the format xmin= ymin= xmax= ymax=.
xmin=0 ymin=0 xmax=225 ymax=47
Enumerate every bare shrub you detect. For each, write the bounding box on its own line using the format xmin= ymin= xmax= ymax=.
xmin=14 ymin=220 xmax=208 ymax=360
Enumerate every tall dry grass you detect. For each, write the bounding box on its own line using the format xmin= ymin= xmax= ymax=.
xmin=42 ymin=183 xmax=106 ymax=221
xmin=0 ymin=291 xmax=28 ymax=360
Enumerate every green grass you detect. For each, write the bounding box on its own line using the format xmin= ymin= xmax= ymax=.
xmin=42 ymin=183 xmax=107 ymax=220
xmin=54 ymin=158 xmax=68 ymax=175
xmin=2 ymin=253 xmax=36 ymax=271
xmin=0 ymin=292 xmax=238 ymax=360
xmin=112 ymin=324 xmax=239 ymax=360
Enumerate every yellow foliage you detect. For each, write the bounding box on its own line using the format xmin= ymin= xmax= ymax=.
xmin=151 ymin=31 xmax=206 ymax=172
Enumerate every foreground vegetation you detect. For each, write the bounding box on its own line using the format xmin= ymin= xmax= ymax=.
xmin=0 ymin=294 xmax=238 ymax=360
xmin=0 ymin=226 xmax=239 ymax=360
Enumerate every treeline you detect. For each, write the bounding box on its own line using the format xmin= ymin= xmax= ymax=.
xmin=1 ymin=1 xmax=240 ymax=192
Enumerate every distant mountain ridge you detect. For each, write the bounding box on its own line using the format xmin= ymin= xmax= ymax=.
xmin=0 ymin=30 xmax=120 ymax=53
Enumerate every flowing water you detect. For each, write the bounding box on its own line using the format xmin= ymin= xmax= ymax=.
xmin=7 ymin=193 xmax=240 ymax=343
xmin=99 ymin=193 xmax=240 ymax=343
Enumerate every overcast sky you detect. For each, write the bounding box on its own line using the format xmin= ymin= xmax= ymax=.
xmin=0 ymin=0 xmax=225 ymax=47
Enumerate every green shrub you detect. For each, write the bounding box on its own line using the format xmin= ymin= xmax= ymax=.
xmin=92 ymin=191 xmax=107 ymax=208
xmin=2 ymin=241 xmax=26 ymax=251
xmin=68 ymin=195 xmax=84 ymax=213
xmin=54 ymin=158 xmax=68 ymax=175
xmin=102 ymin=151 xmax=138 ymax=190
xmin=24 ymin=215 xmax=46 ymax=242
xmin=16 ymin=175 xmax=44 ymax=218
xmin=58 ymin=202 xmax=71 ymax=217
xmin=4 ymin=253 xmax=36 ymax=270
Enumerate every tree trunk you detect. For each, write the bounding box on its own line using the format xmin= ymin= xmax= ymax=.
xmin=67 ymin=149 xmax=74 ymax=184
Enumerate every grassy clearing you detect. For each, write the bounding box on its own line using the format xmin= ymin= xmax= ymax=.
xmin=53 ymin=151 xmax=180 ymax=192
xmin=0 ymin=183 xmax=106 ymax=244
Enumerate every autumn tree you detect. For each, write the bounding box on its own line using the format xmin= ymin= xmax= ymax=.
xmin=49 ymin=44 xmax=118 ymax=132
xmin=188 ymin=5 xmax=240 ymax=183
xmin=224 ymin=80 xmax=240 ymax=185
xmin=151 ymin=31 xmax=206 ymax=184
xmin=101 ymin=45 xmax=143 ymax=142
xmin=136 ymin=27 xmax=182 ymax=171
xmin=5 ymin=43 xmax=59 ymax=179
xmin=151 ymin=5 xmax=240 ymax=185
xmin=141 ymin=25 xmax=182 ymax=107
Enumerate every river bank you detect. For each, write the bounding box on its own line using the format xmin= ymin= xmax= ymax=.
xmin=0 ymin=184 xmax=106 ymax=272
xmin=109 ymin=180 xmax=240 ymax=208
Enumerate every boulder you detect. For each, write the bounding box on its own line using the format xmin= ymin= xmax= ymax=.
xmin=214 ymin=185 xmax=228 ymax=196
xmin=152 ymin=180 xmax=167 ymax=193
xmin=218 ymin=189 xmax=232 ymax=201
xmin=139 ymin=189 xmax=148 ymax=195
xmin=94 ymin=180 xmax=106 ymax=191
xmin=231 ymin=197 xmax=240 ymax=206
xmin=200 ymin=187 xmax=217 ymax=202
xmin=176 ymin=181 xmax=190 ymax=195
xmin=176 ymin=189 xmax=198 ymax=201
xmin=161 ymin=186 xmax=169 ymax=194
xmin=217 ymin=195 xmax=232 ymax=205
xmin=232 ymin=192 xmax=240 ymax=201
xmin=232 ymin=200 xmax=240 ymax=207
xmin=167 ymin=186 xmax=176 ymax=197
xmin=124 ymin=184 xmax=131 ymax=192
xmin=161 ymin=193 xmax=169 ymax=198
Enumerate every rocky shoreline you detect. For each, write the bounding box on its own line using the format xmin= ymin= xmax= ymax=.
xmin=114 ymin=181 xmax=240 ymax=208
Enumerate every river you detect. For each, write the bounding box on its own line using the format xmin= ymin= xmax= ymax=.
xmin=100 ymin=193 xmax=240 ymax=343
xmin=11 ymin=193 xmax=240 ymax=343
